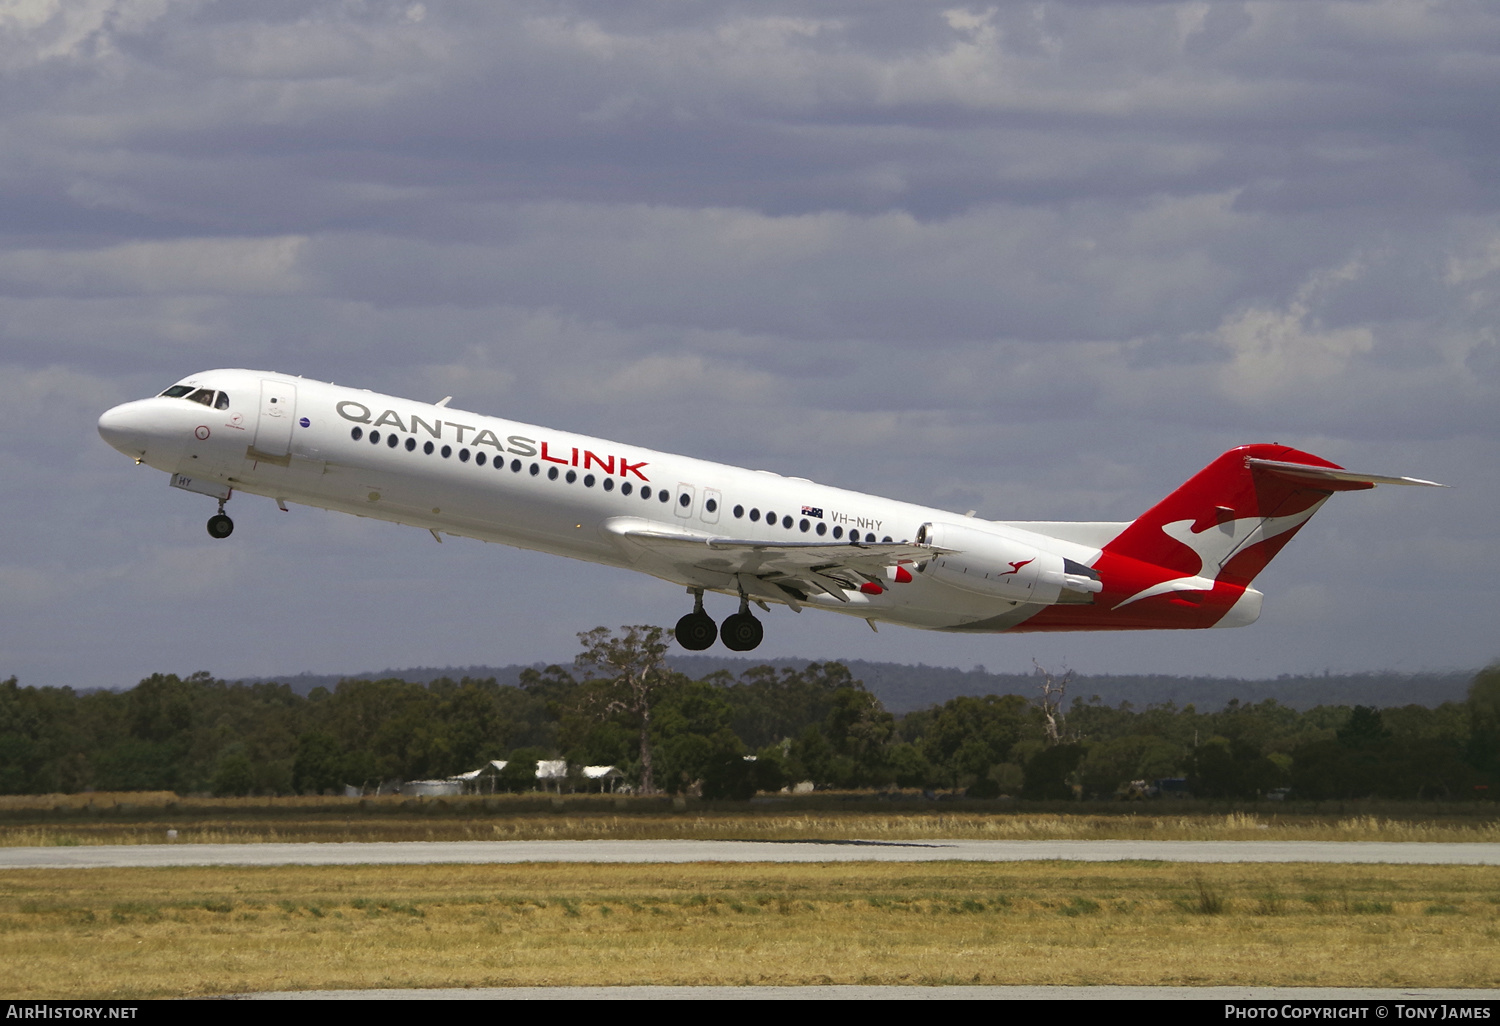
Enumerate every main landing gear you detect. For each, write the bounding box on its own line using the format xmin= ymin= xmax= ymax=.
xmin=675 ymin=590 xmax=718 ymax=651
xmin=675 ymin=589 xmax=764 ymax=652
xmin=720 ymin=608 xmax=764 ymax=652
xmin=206 ymin=498 xmax=234 ymax=540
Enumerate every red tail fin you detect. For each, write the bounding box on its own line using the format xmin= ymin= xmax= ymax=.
xmin=1014 ymin=445 xmax=1436 ymax=633
xmin=1102 ymin=444 xmax=1366 ymax=589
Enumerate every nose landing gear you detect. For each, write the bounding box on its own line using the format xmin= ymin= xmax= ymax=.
xmin=674 ymin=589 xmax=717 ymax=651
xmin=206 ymin=499 xmax=234 ymax=540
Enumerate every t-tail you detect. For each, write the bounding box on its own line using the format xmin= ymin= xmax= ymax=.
xmin=1018 ymin=444 xmax=1443 ymax=632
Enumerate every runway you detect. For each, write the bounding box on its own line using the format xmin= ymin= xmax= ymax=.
xmin=4 ymin=838 xmax=1499 ymax=868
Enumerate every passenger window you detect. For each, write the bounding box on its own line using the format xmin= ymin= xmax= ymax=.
xmin=833 ymin=526 xmax=843 ymax=539
xmin=602 ymin=478 xmax=614 ymax=492
xmin=548 ymin=467 xmax=559 ymax=481
xmin=621 ymin=482 xmax=633 ymax=496
xmin=816 ymin=522 xmax=827 ymax=536
xmin=565 ymin=470 xmax=576 ymax=484
xmin=424 ymin=441 xmax=435 ymax=455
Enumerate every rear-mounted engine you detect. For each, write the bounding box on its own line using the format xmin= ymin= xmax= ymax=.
xmin=916 ymin=521 xmax=1103 ymax=605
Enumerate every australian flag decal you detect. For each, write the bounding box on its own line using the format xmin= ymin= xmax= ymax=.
xmin=801 ymin=505 xmax=824 ymax=519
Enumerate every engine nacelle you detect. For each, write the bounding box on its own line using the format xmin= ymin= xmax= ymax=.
xmin=916 ymin=521 xmax=1102 ymax=605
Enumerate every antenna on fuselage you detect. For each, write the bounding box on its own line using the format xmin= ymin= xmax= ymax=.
xmin=435 ymin=396 xmax=452 ymax=407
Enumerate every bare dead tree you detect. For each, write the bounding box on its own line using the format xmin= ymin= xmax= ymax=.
xmin=574 ymin=625 xmax=674 ymax=794
xmin=1033 ymin=658 xmax=1075 ymax=746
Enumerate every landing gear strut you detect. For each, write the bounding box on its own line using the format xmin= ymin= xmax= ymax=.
xmin=674 ymin=589 xmax=717 ymax=651
xmin=206 ymin=499 xmax=234 ymax=540
xmin=719 ymin=593 xmax=764 ymax=652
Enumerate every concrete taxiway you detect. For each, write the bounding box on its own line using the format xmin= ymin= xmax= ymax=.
xmin=4 ymin=838 xmax=1499 ymax=868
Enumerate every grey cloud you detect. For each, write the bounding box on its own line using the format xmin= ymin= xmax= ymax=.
xmin=0 ymin=0 xmax=1494 ymax=689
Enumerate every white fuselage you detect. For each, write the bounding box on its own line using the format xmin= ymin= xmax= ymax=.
xmin=98 ymin=369 xmax=1121 ymax=633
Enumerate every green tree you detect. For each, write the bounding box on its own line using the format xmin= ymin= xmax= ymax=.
xmin=574 ymin=626 xmax=674 ymax=793
xmin=1191 ymin=736 xmax=1286 ymax=799
xmin=496 ymin=747 xmax=548 ymax=792
xmin=789 ymin=685 xmax=896 ymax=788
xmin=1465 ymin=664 xmax=1500 ymax=786
xmin=292 ymin=731 xmax=344 ymax=794
xmin=1078 ymin=735 xmax=1185 ymax=799
xmin=650 ymin=678 xmax=740 ymax=793
xmin=210 ymin=747 xmax=255 ymax=796
xmin=916 ymin=694 xmax=1033 ymax=790
xmin=1021 ymin=743 xmax=1086 ymax=800
xmin=701 ymin=751 xmax=785 ymax=800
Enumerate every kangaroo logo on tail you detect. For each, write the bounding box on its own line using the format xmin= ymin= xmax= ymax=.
xmin=1113 ymin=503 xmax=1325 ymax=609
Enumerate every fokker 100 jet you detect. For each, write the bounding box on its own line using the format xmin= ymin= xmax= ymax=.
xmin=98 ymin=369 xmax=1441 ymax=652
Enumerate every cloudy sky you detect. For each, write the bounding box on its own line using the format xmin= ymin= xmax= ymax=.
xmin=2 ymin=0 xmax=1496 ymax=691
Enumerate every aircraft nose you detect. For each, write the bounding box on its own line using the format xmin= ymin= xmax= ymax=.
xmin=98 ymin=401 xmax=152 ymax=458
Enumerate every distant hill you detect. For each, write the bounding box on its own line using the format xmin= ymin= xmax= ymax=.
xmin=232 ymin=659 xmax=1480 ymax=714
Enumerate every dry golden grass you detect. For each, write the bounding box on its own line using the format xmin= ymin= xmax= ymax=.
xmin=5 ymin=801 xmax=1500 ymax=847
xmin=1 ymin=861 xmax=1497 ymax=996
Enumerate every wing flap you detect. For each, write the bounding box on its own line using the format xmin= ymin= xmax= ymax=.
xmin=605 ymin=518 xmax=946 ymax=604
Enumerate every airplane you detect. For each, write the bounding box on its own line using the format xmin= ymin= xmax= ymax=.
xmin=97 ymin=369 xmax=1442 ymax=652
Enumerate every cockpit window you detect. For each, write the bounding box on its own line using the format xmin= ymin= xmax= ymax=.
xmin=158 ymin=384 xmax=230 ymax=408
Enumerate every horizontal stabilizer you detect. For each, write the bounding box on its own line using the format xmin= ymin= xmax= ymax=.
xmin=1246 ymin=458 xmax=1446 ymax=489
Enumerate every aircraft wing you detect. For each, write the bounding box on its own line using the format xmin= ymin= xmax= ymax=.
xmin=605 ymin=521 xmax=947 ymax=608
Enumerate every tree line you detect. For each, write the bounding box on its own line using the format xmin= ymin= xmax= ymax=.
xmin=2 ymin=627 xmax=1496 ymax=801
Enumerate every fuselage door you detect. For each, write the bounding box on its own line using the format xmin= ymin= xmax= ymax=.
xmin=674 ymin=483 xmax=695 ymax=519
xmin=701 ymin=487 xmax=722 ymax=525
xmin=253 ymin=380 xmax=297 ymax=458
